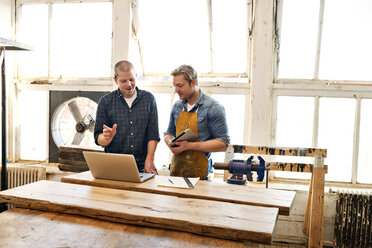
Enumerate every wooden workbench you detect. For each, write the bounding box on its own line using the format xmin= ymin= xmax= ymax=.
xmin=62 ymin=171 xmax=296 ymax=216
xmin=0 ymin=208 xmax=247 ymax=248
xmin=0 ymin=180 xmax=279 ymax=244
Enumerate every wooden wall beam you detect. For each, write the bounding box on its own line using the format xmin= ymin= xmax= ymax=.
xmin=230 ymin=145 xmax=327 ymax=158
xmin=267 ymin=162 xmax=328 ymax=174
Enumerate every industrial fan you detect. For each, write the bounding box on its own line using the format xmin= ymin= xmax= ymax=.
xmin=51 ymin=96 xmax=99 ymax=147
xmin=48 ymin=91 xmax=108 ymax=162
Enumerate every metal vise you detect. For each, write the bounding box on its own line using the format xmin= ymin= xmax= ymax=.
xmin=213 ymin=155 xmax=266 ymax=185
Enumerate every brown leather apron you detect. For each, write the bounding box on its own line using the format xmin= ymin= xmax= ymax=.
xmin=170 ymin=108 xmax=208 ymax=179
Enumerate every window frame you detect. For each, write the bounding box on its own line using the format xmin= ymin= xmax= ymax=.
xmin=273 ymin=0 xmax=372 ymax=184
xmin=14 ymin=0 xmax=252 ymax=167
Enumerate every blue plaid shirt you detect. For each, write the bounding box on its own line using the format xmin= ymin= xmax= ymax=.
xmin=94 ymin=87 xmax=160 ymax=171
xmin=164 ymin=89 xmax=230 ymax=163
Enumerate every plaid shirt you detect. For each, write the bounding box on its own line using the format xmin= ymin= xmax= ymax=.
xmin=94 ymin=87 xmax=160 ymax=171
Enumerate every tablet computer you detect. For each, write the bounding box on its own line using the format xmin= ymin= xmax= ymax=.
xmin=168 ymin=129 xmax=198 ymax=147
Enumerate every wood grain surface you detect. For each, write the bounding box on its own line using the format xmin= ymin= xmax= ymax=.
xmin=58 ymin=145 xmax=104 ymax=172
xmin=0 ymin=208 xmax=247 ymax=248
xmin=62 ymin=172 xmax=296 ymax=216
xmin=0 ymin=181 xmax=279 ymax=244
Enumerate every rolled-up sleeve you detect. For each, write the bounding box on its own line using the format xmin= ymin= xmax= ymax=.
xmin=147 ymin=96 xmax=160 ymax=142
xmin=164 ymin=105 xmax=177 ymax=137
xmin=94 ymin=97 xmax=106 ymax=146
xmin=207 ymin=103 xmax=230 ymax=146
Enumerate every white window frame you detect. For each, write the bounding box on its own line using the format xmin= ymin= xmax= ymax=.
xmin=272 ymin=0 xmax=372 ymax=184
xmin=13 ymin=0 xmax=253 ymax=164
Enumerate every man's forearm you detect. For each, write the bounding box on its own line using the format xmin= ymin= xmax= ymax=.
xmin=146 ymin=140 xmax=158 ymax=160
xmin=187 ymin=139 xmax=227 ymax=152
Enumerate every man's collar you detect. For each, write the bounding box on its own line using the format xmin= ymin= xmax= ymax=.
xmin=182 ymin=89 xmax=204 ymax=110
xmin=117 ymin=87 xmax=141 ymax=98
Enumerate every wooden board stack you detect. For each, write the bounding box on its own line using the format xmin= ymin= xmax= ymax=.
xmin=0 ymin=180 xmax=279 ymax=244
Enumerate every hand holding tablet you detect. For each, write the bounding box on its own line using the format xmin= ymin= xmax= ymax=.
xmin=168 ymin=129 xmax=198 ymax=147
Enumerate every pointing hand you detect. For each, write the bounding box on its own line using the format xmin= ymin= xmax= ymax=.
xmin=102 ymin=124 xmax=117 ymax=145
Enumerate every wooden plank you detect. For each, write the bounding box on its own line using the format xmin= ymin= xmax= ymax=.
xmin=308 ymin=158 xmax=325 ymax=247
xmin=267 ymin=162 xmax=328 ymax=174
xmin=62 ymin=171 xmax=296 ymax=216
xmin=0 ymin=208 xmax=246 ymax=248
xmin=0 ymin=181 xmax=279 ymax=244
xmin=58 ymin=145 xmax=103 ymax=172
xmin=303 ymin=173 xmax=313 ymax=235
xmin=214 ymin=162 xmax=328 ymax=174
xmin=59 ymin=144 xmax=104 ymax=153
xmin=230 ymin=145 xmax=327 ymax=158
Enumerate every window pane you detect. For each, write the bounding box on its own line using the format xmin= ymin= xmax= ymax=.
xmin=276 ymin=96 xmax=314 ymax=147
xmin=210 ymin=94 xmax=246 ymax=164
xmin=275 ymin=96 xmax=314 ymax=179
xmin=319 ymin=0 xmax=372 ymax=81
xmin=153 ymin=93 xmax=172 ymax=168
xmin=357 ymin=99 xmax=372 ymax=183
xmin=137 ymin=0 xmax=210 ymax=73
xmin=212 ymin=0 xmax=247 ymax=73
xmin=19 ymin=4 xmax=48 ymax=77
xmin=278 ymin=0 xmax=319 ymax=79
xmin=19 ymin=91 xmax=48 ymax=160
xmin=50 ymin=3 xmax=112 ymax=77
xmin=129 ymin=38 xmax=144 ymax=76
xmin=0 ymin=1 xmax=11 ymax=39
xmin=318 ymin=98 xmax=355 ymax=182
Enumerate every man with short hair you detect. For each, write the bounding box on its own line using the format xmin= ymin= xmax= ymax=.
xmin=164 ymin=64 xmax=230 ymax=179
xmin=94 ymin=60 xmax=160 ymax=174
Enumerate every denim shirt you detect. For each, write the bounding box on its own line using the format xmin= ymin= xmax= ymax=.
xmin=94 ymin=87 xmax=160 ymax=171
xmin=164 ymin=89 xmax=230 ymax=161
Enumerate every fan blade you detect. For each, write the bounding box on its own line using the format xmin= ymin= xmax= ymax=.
xmin=88 ymin=120 xmax=95 ymax=132
xmin=71 ymin=132 xmax=84 ymax=145
xmin=68 ymin=100 xmax=83 ymax=123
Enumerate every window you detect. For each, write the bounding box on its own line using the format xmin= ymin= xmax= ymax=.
xmin=19 ymin=91 xmax=48 ymax=160
xmin=18 ymin=4 xmax=49 ymax=77
xmin=319 ymin=98 xmax=355 ymax=182
xmin=153 ymin=93 xmax=172 ymax=168
xmin=19 ymin=2 xmax=112 ymax=78
xmin=274 ymin=96 xmax=356 ymax=182
xmin=135 ymin=0 xmax=248 ymax=75
xmin=276 ymin=96 xmax=314 ymax=148
xmin=278 ymin=0 xmax=372 ymax=81
xmin=357 ymin=99 xmax=372 ymax=183
xmin=275 ymin=96 xmax=314 ymax=179
xmin=50 ymin=3 xmax=112 ymax=77
xmin=319 ymin=0 xmax=372 ymax=81
xmin=276 ymin=0 xmax=372 ymax=184
xmin=210 ymin=94 xmax=246 ymax=164
xmin=137 ymin=0 xmax=210 ymax=74
xmin=132 ymin=0 xmax=250 ymax=168
xmin=278 ymin=0 xmax=319 ymax=79
xmin=211 ymin=0 xmax=247 ymax=73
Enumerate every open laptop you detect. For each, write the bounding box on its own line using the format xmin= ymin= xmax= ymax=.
xmin=83 ymin=151 xmax=155 ymax=183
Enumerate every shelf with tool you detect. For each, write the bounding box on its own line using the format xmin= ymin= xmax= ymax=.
xmin=213 ymin=147 xmax=328 ymax=188
xmin=213 ymin=144 xmax=327 ymax=247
